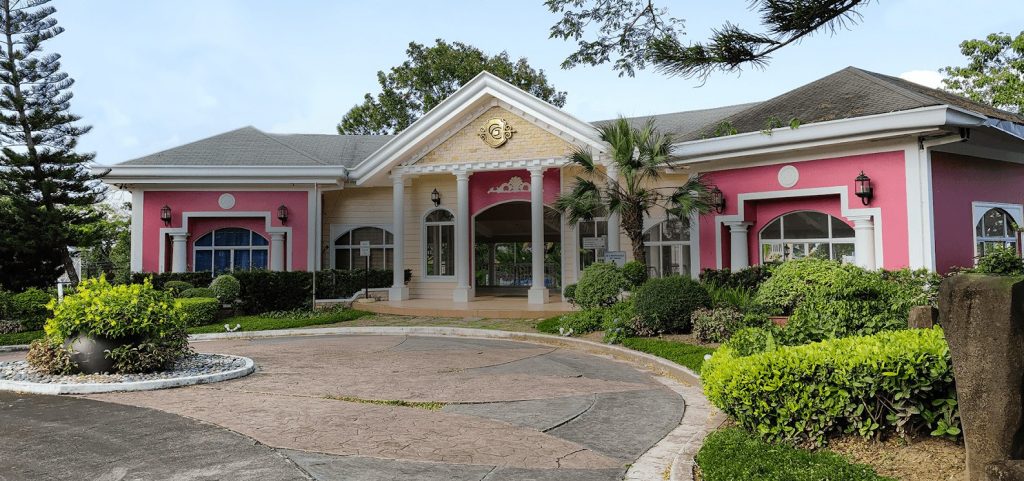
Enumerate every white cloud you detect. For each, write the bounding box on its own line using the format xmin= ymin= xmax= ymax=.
xmin=899 ymin=70 xmax=945 ymax=89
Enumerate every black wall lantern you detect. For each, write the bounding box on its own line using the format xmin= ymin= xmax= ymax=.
xmin=431 ymin=188 xmax=441 ymax=207
xmin=160 ymin=205 xmax=172 ymax=226
xmin=854 ymin=171 xmax=873 ymax=205
xmin=709 ymin=186 xmax=726 ymax=214
xmin=277 ymin=204 xmax=289 ymax=224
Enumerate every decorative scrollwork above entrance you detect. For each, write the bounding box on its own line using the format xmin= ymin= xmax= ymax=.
xmin=478 ymin=118 xmax=516 ymax=148
xmin=487 ymin=176 xmax=530 ymax=194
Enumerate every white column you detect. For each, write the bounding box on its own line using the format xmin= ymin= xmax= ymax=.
xmin=724 ymin=221 xmax=752 ymax=270
xmin=270 ymin=232 xmax=286 ymax=272
xmin=528 ymin=166 xmax=549 ymax=304
xmin=390 ymin=174 xmax=410 ymax=300
xmin=130 ymin=190 xmax=144 ymax=273
xmin=848 ymin=215 xmax=877 ymax=270
xmin=453 ymin=170 xmax=473 ymax=302
xmin=170 ymin=233 xmax=188 ymax=273
xmin=605 ymin=163 xmax=621 ymax=253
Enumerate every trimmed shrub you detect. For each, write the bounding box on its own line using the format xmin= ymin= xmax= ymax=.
xmin=131 ymin=272 xmax=212 ymax=289
xmin=633 ymin=276 xmax=711 ymax=333
xmin=720 ymin=326 xmax=781 ymax=357
xmin=163 ymin=281 xmax=194 ymax=296
xmin=316 ymin=269 xmax=393 ymax=299
xmin=702 ymin=327 xmax=960 ymax=447
xmin=179 ymin=287 xmax=216 ymax=298
xmin=176 ymin=297 xmax=220 ymax=326
xmin=210 ymin=275 xmax=241 ymax=303
xmin=692 ymin=307 xmax=744 ymax=343
xmin=574 ymin=263 xmax=628 ymax=309
xmin=10 ymin=288 xmax=53 ymax=331
xmin=31 ymin=278 xmax=191 ymax=374
xmin=706 ymin=284 xmax=755 ymax=312
xmin=974 ymin=245 xmax=1024 ymax=275
xmin=700 ymin=265 xmax=774 ymax=291
xmin=0 ymin=289 xmax=12 ymax=320
xmin=621 ymin=261 xmax=648 ymax=289
xmin=600 ymin=299 xmax=637 ymax=344
xmin=562 ymin=284 xmax=577 ymax=304
xmin=233 ymin=271 xmax=312 ymax=313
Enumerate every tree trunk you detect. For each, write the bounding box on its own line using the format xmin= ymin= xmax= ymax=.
xmin=620 ymin=206 xmax=646 ymax=266
xmin=61 ymin=249 xmax=79 ymax=285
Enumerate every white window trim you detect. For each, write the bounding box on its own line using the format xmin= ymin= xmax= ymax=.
xmin=328 ymin=224 xmax=394 ymax=271
xmin=758 ymin=211 xmax=856 ymax=262
xmin=642 ymin=218 xmax=695 ymax=278
xmin=971 ymin=202 xmax=1023 ymax=259
xmin=192 ymin=228 xmax=270 ymax=274
xmin=422 ymin=208 xmax=456 ymax=281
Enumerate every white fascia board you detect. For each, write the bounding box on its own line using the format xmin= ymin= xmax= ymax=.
xmin=94 ymin=165 xmax=346 ymax=185
xmin=350 ymin=72 xmax=604 ymax=186
xmin=671 ymin=106 xmax=979 ymax=164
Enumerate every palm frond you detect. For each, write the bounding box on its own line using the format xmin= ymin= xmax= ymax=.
xmin=553 ymin=178 xmax=603 ymax=224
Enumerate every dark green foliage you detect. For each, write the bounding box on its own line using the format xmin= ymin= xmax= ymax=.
xmin=9 ymin=288 xmax=52 ymax=331
xmin=78 ymin=204 xmax=130 ymax=284
xmin=178 ymin=287 xmax=216 ymax=299
xmin=0 ymin=288 xmax=11 ymax=319
xmin=696 ymin=427 xmax=894 ymax=481
xmin=561 ymin=283 xmax=577 ymax=304
xmin=0 ymin=329 xmax=42 ymax=346
xmin=552 ymin=299 xmax=635 ymax=337
xmin=720 ymin=326 xmax=781 ymax=357
xmin=210 ymin=274 xmax=240 ymax=303
xmin=942 ymin=32 xmax=1024 ymax=113
xmin=187 ymin=307 xmax=369 ymax=334
xmin=315 ymin=269 xmax=393 ymax=299
xmin=25 ymin=338 xmax=75 ymax=375
xmin=633 ymin=276 xmax=711 ymax=333
xmin=705 ymin=283 xmax=755 ymax=312
xmin=573 ymin=263 xmax=628 ymax=309
xmin=703 ymin=328 xmax=960 ymax=447
xmin=0 ymin=0 xmax=103 ymax=289
xmin=339 ymin=39 xmax=566 ymax=135
xmin=162 ymin=281 xmax=194 ymax=296
xmin=620 ymin=261 xmax=648 ymax=289
xmin=699 ymin=265 xmax=773 ymax=291
xmin=692 ymin=307 xmax=744 ymax=343
xmin=105 ymin=328 xmax=192 ymax=374
xmin=176 ymin=297 xmax=219 ymax=326
xmin=974 ymin=245 xmax=1024 ymax=275
xmin=620 ymin=337 xmax=715 ymax=372
xmin=132 ymin=272 xmax=212 ymax=289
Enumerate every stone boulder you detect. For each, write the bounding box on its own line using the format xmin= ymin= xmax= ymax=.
xmin=908 ymin=305 xmax=937 ymax=329
xmin=938 ymin=274 xmax=1024 ymax=481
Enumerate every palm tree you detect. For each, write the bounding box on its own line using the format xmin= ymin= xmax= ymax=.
xmin=555 ymin=118 xmax=715 ymax=265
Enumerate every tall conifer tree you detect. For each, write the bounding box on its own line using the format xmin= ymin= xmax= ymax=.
xmin=0 ymin=0 xmax=100 ymax=289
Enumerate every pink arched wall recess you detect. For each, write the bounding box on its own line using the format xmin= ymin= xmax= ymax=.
xmin=141 ymin=190 xmax=309 ymax=273
xmin=469 ymin=169 xmax=560 ymax=216
xmin=698 ymin=150 xmax=910 ymax=270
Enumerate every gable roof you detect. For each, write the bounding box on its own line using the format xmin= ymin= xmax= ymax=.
xmin=597 ymin=103 xmax=759 ymax=139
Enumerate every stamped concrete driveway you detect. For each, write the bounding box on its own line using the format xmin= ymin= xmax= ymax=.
xmin=1 ymin=335 xmax=685 ymax=481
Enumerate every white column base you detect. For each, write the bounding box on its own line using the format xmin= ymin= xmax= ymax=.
xmin=388 ymin=286 xmax=410 ymax=301
xmin=453 ymin=286 xmax=474 ymax=303
xmin=528 ymin=287 xmax=549 ymax=304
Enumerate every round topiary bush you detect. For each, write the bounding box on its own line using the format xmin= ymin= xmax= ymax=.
xmin=29 ymin=277 xmax=191 ymax=374
xmin=210 ymin=274 xmax=240 ymax=304
xmin=562 ymin=284 xmax=577 ymax=304
xmin=163 ymin=280 xmax=194 ymax=297
xmin=10 ymin=288 xmax=53 ymax=331
xmin=574 ymin=263 xmax=628 ymax=309
xmin=633 ymin=275 xmax=711 ymax=333
xmin=621 ymin=261 xmax=648 ymax=289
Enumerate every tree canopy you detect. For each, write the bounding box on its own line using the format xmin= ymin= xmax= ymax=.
xmin=942 ymin=32 xmax=1024 ymax=114
xmin=338 ymin=40 xmax=568 ymax=135
xmin=546 ymin=0 xmax=869 ymax=79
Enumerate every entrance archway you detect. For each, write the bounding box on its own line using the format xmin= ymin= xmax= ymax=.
xmin=473 ymin=201 xmax=561 ymax=296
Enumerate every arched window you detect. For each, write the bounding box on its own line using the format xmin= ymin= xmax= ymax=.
xmin=424 ymin=209 xmax=455 ymax=277
xmin=975 ymin=207 xmax=1018 ymax=256
xmin=759 ymin=211 xmax=855 ymax=262
xmin=194 ymin=228 xmax=269 ymax=274
xmin=643 ymin=219 xmax=691 ymax=278
xmin=334 ymin=227 xmax=393 ymax=270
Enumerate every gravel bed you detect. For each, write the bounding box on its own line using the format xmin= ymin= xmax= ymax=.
xmin=0 ymin=353 xmax=247 ymax=384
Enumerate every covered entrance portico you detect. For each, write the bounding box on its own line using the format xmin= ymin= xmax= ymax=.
xmin=474 ymin=201 xmax=562 ymax=297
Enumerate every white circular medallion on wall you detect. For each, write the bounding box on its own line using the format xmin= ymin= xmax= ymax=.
xmin=777 ymin=165 xmax=799 ymax=188
xmin=218 ymin=193 xmax=236 ymax=210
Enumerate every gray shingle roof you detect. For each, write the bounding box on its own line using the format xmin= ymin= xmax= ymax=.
xmin=599 ymin=103 xmax=759 ymax=139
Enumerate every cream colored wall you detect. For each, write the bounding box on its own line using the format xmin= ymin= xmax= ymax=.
xmin=321 ymin=187 xmax=392 ymax=269
xmin=417 ymin=106 xmax=575 ymax=165
xmin=404 ymin=174 xmax=457 ymax=299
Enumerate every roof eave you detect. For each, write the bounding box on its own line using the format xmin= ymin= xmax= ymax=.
xmin=93 ymin=165 xmax=347 ymax=186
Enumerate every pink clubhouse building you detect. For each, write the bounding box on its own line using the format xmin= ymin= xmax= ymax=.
xmin=96 ymin=67 xmax=1024 ymax=304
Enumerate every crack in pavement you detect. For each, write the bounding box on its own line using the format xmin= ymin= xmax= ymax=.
xmin=542 ymin=394 xmax=598 ymax=433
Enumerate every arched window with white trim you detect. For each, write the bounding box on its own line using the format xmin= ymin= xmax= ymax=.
xmin=194 ymin=228 xmax=269 ymax=275
xmin=424 ymin=209 xmax=455 ymax=277
xmin=975 ymin=207 xmax=1018 ymax=257
xmin=334 ymin=227 xmax=393 ymax=270
xmin=759 ymin=211 xmax=855 ymax=262
xmin=643 ymin=219 xmax=691 ymax=278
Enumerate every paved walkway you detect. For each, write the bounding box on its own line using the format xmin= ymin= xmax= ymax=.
xmin=2 ymin=334 xmax=701 ymax=480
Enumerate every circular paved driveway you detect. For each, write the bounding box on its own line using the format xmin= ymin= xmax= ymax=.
xmin=2 ymin=335 xmax=685 ymax=481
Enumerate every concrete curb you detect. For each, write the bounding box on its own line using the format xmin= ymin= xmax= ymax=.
xmin=0 ymin=355 xmax=255 ymax=395
xmin=0 ymin=344 xmax=29 ymax=353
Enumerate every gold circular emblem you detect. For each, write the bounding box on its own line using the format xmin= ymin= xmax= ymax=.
xmin=478 ymin=118 xmax=515 ymax=148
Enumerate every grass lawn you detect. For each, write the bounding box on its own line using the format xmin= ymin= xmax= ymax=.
xmin=0 ymin=329 xmax=43 ymax=346
xmin=620 ymin=337 xmax=715 ymax=372
xmin=188 ymin=309 xmax=371 ymax=334
xmin=696 ymin=427 xmax=895 ymax=481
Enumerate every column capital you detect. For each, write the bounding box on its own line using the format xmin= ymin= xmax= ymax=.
xmin=454 ymin=169 xmax=473 ymax=181
xmin=527 ymin=165 xmax=547 ymax=176
xmin=723 ymin=221 xmax=753 ymax=232
xmin=169 ymin=233 xmax=189 ymax=242
xmin=269 ymin=232 xmax=286 ymax=240
xmin=846 ymin=214 xmax=874 ymax=227
xmin=390 ymin=172 xmax=404 ymax=184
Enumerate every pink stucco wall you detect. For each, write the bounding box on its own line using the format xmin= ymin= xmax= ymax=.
xmin=931 ymin=151 xmax=1024 ymax=273
xmin=141 ymin=190 xmax=309 ymax=272
xmin=699 ymin=150 xmax=910 ymax=270
xmin=469 ymin=169 xmax=560 ymax=216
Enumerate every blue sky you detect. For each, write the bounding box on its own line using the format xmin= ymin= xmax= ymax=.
xmin=49 ymin=0 xmax=1023 ymax=167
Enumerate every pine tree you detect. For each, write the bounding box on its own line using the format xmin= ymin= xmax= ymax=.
xmin=0 ymin=0 xmax=101 ymax=289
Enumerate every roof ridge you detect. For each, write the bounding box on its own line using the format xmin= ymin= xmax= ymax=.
xmin=256 ymin=129 xmax=330 ymax=165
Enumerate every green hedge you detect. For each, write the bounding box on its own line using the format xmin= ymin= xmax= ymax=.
xmin=574 ymin=263 xmax=628 ymax=309
xmin=702 ymin=327 xmax=959 ymax=447
xmin=132 ymin=272 xmax=213 ymax=289
xmin=176 ymin=297 xmax=220 ymax=326
xmin=700 ymin=264 xmax=774 ymax=291
xmin=633 ymin=275 xmax=710 ymax=333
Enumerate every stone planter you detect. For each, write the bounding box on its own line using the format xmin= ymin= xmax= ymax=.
xmin=769 ymin=316 xmax=789 ymax=327
xmin=65 ymin=333 xmax=140 ymax=374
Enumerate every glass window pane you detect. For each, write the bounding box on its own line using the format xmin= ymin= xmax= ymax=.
xmin=251 ymin=249 xmax=268 ymax=270
xmin=337 ymin=233 xmax=351 ymax=246
xmin=597 ymin=220 xmax=608 ymax=237
xmin=195 ymin=233 xmax=213 ymax=247
xmin=427 ymin=210 xmax=454 ymax=222
xmin=783 ymin=212 xmax=829 ymax=239
xmin=807 ymin=242 xmax=830 ymax=259
xmin=215 ymin=228 xmax=251 ymax=246
xmin=351 ymin=227 xmax=379 ymax=245
xmin=426 ymin=225 xmax=437 ymax=276
xmin=831 ymin=217 xmax=855 ymax=238
xmin=832 ymin=243 xmax=856 ymax=263
xmin=579 ymin=220 xmax=595 ymax=238
xmin=983 ymin=209 xmax=1010 ymax=237
xmin=441 ymin=224 xmax=454 ymax=276
xmin=233 ymin=249 xmax=251 ymax=270
xmin=679 ymin=245 xmax=692 ymax=277
xmin=194 ymin=250 xmax=212 ymax=272
xmin=384 ymin=231 xmax=394 ymax=244
xmin=251 ymin=233 xmax=268 ymax=246
xmin=661 ymin=219 xmax=686 ymax=241
xmin=335 ymin=249 xmax=351 ymax=270
xmin=214 ymin=250 xmax=232 ymax=274
xmin=760 ymin=219 xmax=782 ymax=240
